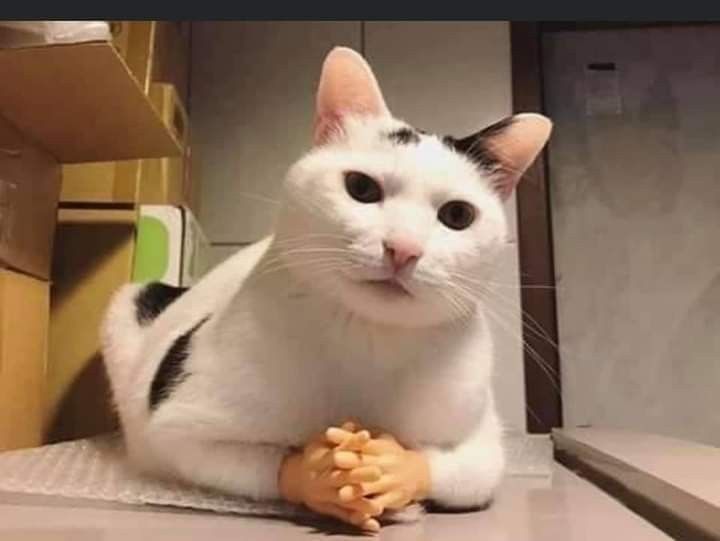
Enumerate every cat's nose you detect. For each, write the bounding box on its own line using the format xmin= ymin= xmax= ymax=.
xmin=383 ymin=237 xmax=423 ymax=273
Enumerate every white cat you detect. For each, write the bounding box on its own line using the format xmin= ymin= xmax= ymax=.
xmin=101 ymin=47 xmax=551 ymax=515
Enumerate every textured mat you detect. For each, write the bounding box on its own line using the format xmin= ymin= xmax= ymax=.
xmin=0 ymin=432 xmax=551 ymax=516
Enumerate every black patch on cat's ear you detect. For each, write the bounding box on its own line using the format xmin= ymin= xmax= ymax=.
xmin=443 ymin=117 xmax=516 ymax=171
xmin=387 ymin=127 xmax=420 ymax=145
xmin=149 ymin=316 xmax=209 ymax=411
xmin=135 ymin=282 xmax=189 ymax=325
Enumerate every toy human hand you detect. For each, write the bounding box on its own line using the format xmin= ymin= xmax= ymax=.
xmin=327 ymin=427 xmax=431 ymax=515
xmin=278 ymin=422 xmax=383 ymax=532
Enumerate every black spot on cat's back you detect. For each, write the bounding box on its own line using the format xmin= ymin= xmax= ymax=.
xmin=148 ymin=316 xmax=209 ymax=411
xmin=387 ymin=127 xmax=421 ymax=145
xmin=135 ymin=282 xmax=189 ymax=325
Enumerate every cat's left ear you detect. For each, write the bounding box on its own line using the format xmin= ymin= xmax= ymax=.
xmin=313 ymin=47 xmax=390 ymax=145
xmin=448 ymin=113 xmax=552 ymax=200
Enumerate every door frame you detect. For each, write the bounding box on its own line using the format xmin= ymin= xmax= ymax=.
xmin=510 ymin=22 xmax=561 ymax=433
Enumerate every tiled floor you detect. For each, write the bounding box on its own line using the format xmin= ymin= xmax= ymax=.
xmin=0 ymin=464 xmax=670 ymax=540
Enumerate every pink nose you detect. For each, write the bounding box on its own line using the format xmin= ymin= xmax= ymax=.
xmin=383 ymin=238 xmax=423 ymax=272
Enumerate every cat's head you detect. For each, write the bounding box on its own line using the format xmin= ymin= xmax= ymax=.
xmin=274 ymin=47 xmax=551 ymax=328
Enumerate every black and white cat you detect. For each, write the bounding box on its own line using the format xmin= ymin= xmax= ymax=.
xmin=102 ymin=47 xmax=551 ymax=512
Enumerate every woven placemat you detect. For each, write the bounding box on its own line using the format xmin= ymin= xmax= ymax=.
xmin=0 ymin=431 xmax=551 ymax=515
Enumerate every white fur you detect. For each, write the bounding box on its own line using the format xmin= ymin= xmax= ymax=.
xmin=102 ymin=114 xmax=509 ymax=511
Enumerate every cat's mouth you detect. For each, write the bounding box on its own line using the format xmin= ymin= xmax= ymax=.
xmin=361 ymin=277 xmax=412 ymax=297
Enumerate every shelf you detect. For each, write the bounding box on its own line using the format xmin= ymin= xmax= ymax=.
xmin=0 ymin=41 xmax=182 ymax=163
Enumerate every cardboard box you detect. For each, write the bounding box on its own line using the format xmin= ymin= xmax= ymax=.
xmin=61 ymin=82 xmax=190 ymax=207
xmin=151 ymin=22 xmax=190 ymax=105
xmin=0 ymin=41 xmax=181 ymax=163
xmin=109 ymin=21 xmax=154 ymax=93
xmin=109 ymin=22 xmax=189 ymax=104
xmin=47 ymin=204 xmax=210 ymax=441
xmin=60 ymin=160 xmax=141 ymax=204
xmin=108 ymin=21 xmax=130 ymax=60
xmin=0 ymin=113 xmax=61 ymax=280
xmin=0 ymin=268 xmax=49 ymax=451
xmin=47 ymin=209 xmax=135 ymax=442
xmin=61 ymin=148 xmax=190 ymax=208
xmin=133 ymin=205 xmax=210 ymax=287
xmin=149 ymin=83 xmax=188 ymax=147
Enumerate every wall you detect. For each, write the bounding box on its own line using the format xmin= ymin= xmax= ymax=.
xmin=190 ymin=22 xmax=527 ymax=432
xmin=544 ymin=26 xmax=720 ymax=445
xmin=190 ymin=22 xmax=361 ymax=244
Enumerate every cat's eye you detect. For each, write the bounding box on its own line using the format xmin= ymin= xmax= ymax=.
xmin=344 ymin=172 xmax=383 ymax=203
xmin=438 ymin=200 xmax=476 ymax=230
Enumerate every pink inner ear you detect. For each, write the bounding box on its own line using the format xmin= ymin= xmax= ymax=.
xmin=487 ymin=114 xmax=553 ymax=200
xmin=314 ymin=47 xmax=389 ymax=145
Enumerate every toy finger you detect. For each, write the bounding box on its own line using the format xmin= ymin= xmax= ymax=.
xmin=361 ymin=438 xmax=401 ymax=455
xmin=328 ymin=466 xmax=382 ymax=486
xmin=361 ymin=517 xmax=381 ymax=533
xmin=326 ymin=427 xmax=354 ymax=446
xmin=349 ymin=511 xmax=381 ymax=533
xmin=308 ymin=501 xmax=365 ymax=527
xmin=341 ymin=420 xmax=359 ymax=432
xmin=305 ymin=445 xmax=333 ymax=470
xmin=356 ymin=453 xmax=399 ymax=469
xmin=360 ymin=476 xmax=396 ymax=496
xmin=337 ymin=495 xmax=383 ymax=516
xmin=371 ymin=490 xmax=408 ymax=513
xmin=339 ymin=430 xmax=370 ymax=451
xmin=333 ymin=450 xmax=361 ymax=469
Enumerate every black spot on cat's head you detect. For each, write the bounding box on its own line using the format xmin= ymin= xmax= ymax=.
xmin=443 ymin=117 xmax=516 ymax=171
xmin=387 ymin=127 xmax=420 ymax=145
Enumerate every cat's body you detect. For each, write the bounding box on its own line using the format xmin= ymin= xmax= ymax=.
xmin=102 ymin=47 xmax=550 ymax=513
xmin=104 ymin=235 xmax=500 ymax=506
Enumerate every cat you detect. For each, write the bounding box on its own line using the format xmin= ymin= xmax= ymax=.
xmin=101 ymin=46 xmax=551 ymax=517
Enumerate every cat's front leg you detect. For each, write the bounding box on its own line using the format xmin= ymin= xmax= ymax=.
xmin=146 ymin=429 xmax=290 ymax=501
xmin=421 ymin=412 xmax=505 ymax=511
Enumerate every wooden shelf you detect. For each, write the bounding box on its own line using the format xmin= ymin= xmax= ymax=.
xmin=0 ymin=41 xmax=182 ymax=163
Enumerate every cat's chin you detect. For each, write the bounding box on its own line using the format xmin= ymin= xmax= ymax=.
xmin=331 ymin=275 xmax=457 ymax=329
xmin=359 ymin=277 xmax=413 ymax=298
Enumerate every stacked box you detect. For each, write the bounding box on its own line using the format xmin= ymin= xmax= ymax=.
xmin=0 ymin=113 xmax=60 ymax=451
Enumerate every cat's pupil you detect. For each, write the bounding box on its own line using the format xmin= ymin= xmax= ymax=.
xmin=438 ymin=200 xmax=476 ymax=230
xmin=345 ymin=172 xmax=383 ymax=203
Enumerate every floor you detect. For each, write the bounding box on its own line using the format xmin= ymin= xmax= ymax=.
xmin=0 ymin=464 xmax=670 ymax=540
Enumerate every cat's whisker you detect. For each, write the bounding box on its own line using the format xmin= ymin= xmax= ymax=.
xmin=482 ymin=286 xmax=559 ymax=349
xmin=477 ymin=296 xmax=561 ymax=391
xmin=234 ymin=191 xmax=282 ymax=206
xmin=250 ymin=257 xmax=351 ymax=284
xmin=449 ymin=274 xmax=559 ymax=349
xmin=449 ymin=270 xmax=556 ymax=291
xmin=447 ymin=279 xmax=560 ymax=390
xmin=481 ymin=303 xmax=561 ymax=395
xmin=272 ymin=232 xmax=353 ymax=244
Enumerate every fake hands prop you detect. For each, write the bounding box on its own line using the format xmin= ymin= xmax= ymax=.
xmin=278 ymin=422 xmax=430 ymax=533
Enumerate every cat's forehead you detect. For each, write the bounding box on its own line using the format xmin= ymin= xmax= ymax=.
xmin=341 ymin=116 xmax=485 ymax=190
